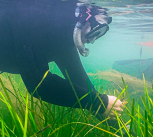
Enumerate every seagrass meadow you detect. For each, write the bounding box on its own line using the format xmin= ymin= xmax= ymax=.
xmin=0 ymin=62 xmax=152 ymax=137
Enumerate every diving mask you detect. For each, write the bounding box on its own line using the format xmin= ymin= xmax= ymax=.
xmin=85 ymin=23 xmax=109 ymax=44
xmin=73 ymin=4 xmax=112 ymax=57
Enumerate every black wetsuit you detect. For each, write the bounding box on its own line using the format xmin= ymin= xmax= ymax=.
xmin=0 ymin=0 xmax=108 ymax=113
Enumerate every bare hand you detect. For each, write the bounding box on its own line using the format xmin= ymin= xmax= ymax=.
xmin=102 ymin=95 xmax=124 ymax=120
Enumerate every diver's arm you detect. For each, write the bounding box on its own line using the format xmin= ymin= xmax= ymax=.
xmin=54 ymin=46 xmax=109 ymax=113
xmin=54 ymin=46 xmax=124 ymax=118
xmin=17 ymin=41 xmax=108 ymax=113
xmin=20 ymin=65 xmax=108 ymax=113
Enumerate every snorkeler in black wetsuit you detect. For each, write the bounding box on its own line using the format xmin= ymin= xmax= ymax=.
xmin=0 ymin=0 xmax=125 ymax=131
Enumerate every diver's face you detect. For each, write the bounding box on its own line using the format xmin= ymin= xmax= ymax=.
xmin=81 ymin=22 xmax=91 ymax=44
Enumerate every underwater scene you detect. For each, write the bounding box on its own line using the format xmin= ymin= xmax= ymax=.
xmin=0 ymin=0 xmax=153 ymax=137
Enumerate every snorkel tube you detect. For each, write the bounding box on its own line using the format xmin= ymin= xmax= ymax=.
xmin=73 ymin=5 xmax=90 ymax=57
xmin=73 ymin=22 xmax=89 ymax=57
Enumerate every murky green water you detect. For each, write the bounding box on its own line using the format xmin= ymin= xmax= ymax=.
xmin=81 ymin=2 xmax=153 ymax=71
xmin=78 ymin=2 xmax=153 ymax=90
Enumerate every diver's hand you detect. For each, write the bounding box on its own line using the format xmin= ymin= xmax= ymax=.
xmin=102 ymin=95 xmax=124 ymax=120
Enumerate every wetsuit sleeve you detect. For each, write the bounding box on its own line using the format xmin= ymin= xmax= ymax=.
xmin=20 ymin=64 xmax=108 ymax=114
xmin=52 ymin=45 xmax=108 ymax=113
xmin=19 ymin=45 xmax=108 ymax=114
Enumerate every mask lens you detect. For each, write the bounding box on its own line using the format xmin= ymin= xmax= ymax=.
xmin=85 ymin=24 xmax=108 ymax=43
xmin=87 ymin=37 xmax=97 ymax=44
